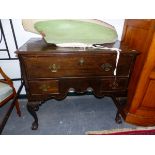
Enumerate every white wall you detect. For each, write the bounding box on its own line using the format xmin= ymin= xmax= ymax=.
xmin=0 ymin=19 xmax=124 ymax=94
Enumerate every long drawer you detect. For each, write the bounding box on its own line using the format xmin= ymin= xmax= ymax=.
xmin=22 ymin=53 xmax=117 ymax=79
xmin=21 ymin=53 xmax=134 ymax=79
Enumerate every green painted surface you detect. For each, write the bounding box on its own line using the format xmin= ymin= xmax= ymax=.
xmin=34 ymin=20 xmax=118 ymax=44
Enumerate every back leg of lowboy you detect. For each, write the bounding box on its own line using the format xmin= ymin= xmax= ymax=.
xmin=27 ymin=102 xmax=39 ymax=130
xmin=111 ymin=95 xmax=123 ymax=124
xmin=115 ymin=111 xmax=122 ymax=124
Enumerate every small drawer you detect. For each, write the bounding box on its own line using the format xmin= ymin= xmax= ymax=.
xmin=100 ymin=78 xmax=128 ymax=91
xmin=28 ymin=80 xmax=59 ymax=95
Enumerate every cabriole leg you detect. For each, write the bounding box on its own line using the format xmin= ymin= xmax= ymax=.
xmin=27 ymin=102 xmax=39 ymax=130
xmin=115 ymin=111 xmax=122 ymax=124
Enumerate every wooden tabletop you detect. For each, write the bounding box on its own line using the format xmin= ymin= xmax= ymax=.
xmin=16 ymin=38 xmax=139 ymax=54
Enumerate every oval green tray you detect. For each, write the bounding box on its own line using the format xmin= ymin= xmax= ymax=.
xmin=34 ymin=20 xmax=118 ymax=45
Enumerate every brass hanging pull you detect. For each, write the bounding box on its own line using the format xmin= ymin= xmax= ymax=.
xmin=101 ymin=63 xmax=112 ymax=72
xmin=49 ymin=64 xmax=60 ymax=72
xmin=110 ymin=81 xmax=119 ymax=89
xmin=39 ymin=84 xmax=50 ymax=92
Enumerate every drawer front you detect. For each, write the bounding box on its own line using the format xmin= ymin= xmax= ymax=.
xmin=22 ymin=54 xmax=117 ymax=79
xmin=100 ymin=78 xmax=128 ymax=91
xmin=28 ymin=80 xmax=59 ymax=95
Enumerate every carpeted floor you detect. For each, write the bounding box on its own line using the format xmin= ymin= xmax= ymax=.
xmin=0 ymin=95 xmax=137 ymax=135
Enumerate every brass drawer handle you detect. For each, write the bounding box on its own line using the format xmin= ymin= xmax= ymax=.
xmin=79 ymin=58 xmax=85 ymax=66
xmin=101 ymin=63 xmax=112 ymax=72
xmin=110 ymin=81 xmax=119 ymax=89
xmin=39 ymin=84 xmax=50 ymax=92
xmin=49 ymin=64 xmax=60 ymax=72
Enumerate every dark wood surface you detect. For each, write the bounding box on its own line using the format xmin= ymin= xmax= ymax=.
xmin=16 ymin=38 xmax=138 ymax=130
xmin=17 ymin=38 xmax=137 ymax=53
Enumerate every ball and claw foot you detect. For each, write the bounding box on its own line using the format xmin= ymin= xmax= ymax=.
xmin=31 ymin=121 xmax=38 ymax=130
xmin=27 ymin=103 xmax=39 ymax=130
xmin=115 ymin=112 xmax=122 ymax=124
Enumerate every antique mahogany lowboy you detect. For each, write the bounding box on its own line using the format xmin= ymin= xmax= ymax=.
xmin=16 ymin=38 xmax=138 ymax=130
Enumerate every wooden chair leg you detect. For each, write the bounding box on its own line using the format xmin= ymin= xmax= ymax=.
xmin=13 ymin=91 xmax=21 ymax=117
xmin=15 ymin=100 xmax=21 ymax=117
